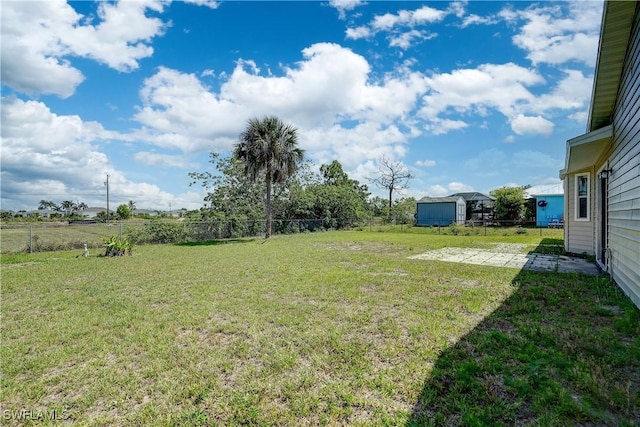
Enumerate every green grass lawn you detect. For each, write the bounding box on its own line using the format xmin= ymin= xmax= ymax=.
xmin=1 ymin=230 xmax=638 ymax=426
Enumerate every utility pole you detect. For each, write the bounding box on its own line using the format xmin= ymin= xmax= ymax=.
xmin=104 ymin=173 xmax=110 ymax=221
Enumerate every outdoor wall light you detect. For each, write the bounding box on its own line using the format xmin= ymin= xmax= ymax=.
xmin=599 ymin=167 xmax=613 ymax=179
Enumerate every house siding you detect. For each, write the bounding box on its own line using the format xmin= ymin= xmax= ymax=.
xmin=565 ymin=169 xmax=596 ymax=255
xmin=607 ymin=8 xmax=640 ymax=307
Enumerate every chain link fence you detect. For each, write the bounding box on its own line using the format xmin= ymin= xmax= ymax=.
xmin=0 ymin=218 xmax=563 ymax=254
xmin=0 ymin=219 xmax=340 ymax=254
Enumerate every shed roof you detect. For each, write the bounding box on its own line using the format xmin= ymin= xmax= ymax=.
xmin=526 ymin=183 xmax=564 ymax=197
xmin=449 ymin=192 xmax=494 ymax=202
xmin=417 ymin=196 xmax=463 ymax=204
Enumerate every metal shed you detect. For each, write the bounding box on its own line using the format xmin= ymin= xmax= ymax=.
xmin=416 ymin=196 xmax=466 ymax=226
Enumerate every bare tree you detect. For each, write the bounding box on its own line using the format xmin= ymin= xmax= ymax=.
xmin=368 ymin=156 xmax=413 ymax=209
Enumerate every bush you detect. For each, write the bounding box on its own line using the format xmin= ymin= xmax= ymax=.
xmin=126 ymin=221 xmax=189 ymax=244
xmin=103 ymin=236 xmax=133 ymax=256
xmin=448 ymin=223 xmax=461 ymax=236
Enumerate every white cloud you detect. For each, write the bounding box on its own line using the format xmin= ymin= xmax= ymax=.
xmin=416 ymin=159 xmax=436 ymax=167
xmin=182 ymin=0 xmax=220 ymax=9
xmin=447 ymin=1 xmax=601 ymax=66
xmin=389 ymin=30 xmax=437 ymax=50
xmin=425 ymin=118 xmax=468 ymax=135
xmin=301 ymin=122 xmax=409 ymax=172
xmin=134 ymin=152 xmax=198 ymax=169
xmin=422 ymin=182 xmax=474 ymax=197
xmin=131 ymin=40 xmax=589 ymax=177
xmin=1 ymin=0 xmax=170 ymax=98
xmin=568 ymin=110 xmax=588 ymax=124
xmin=0 ymin=0 xmax=223 ymax=98
xmin=69 ymin=0 xmax=168 ymax=71
xmin=447 ymin=1 xmax=467 ymax=19
xmin=0 ymin=97 xmax=199 ymax=210
xmin=498 ymin=7 xmax=518 ymax=24
xmin=329 ymin=0 xmax=366 ymax=20
xmin=221 ymin=43 xmax=374 ymax=127
xmin=504 ymin=135 xmax=516 ymax=143
xmin=420 ymin=63 xmax=544 ymax=123
xmin=346 ymin=4 xmax=447 ymax=49
xmin=460 ymin=14 xmax=499 ymax=28
xmin=448 ymin=182 xmax=474 ymax=193
xmin=346 ymin=26 xmax=373 ymax=40
xmin=419 ymin=62 xmax=588 ymax=136
xmin=511 ymin=1 xmax=603 ymax=66
xmin=0 ymin=2 xmax=86 ymax=98
xmin=134 ymin=66 xmax=246 ymax=152
xmin=531 ymin=69 xmax=593 ymax=112
xmin=510 ymin=114 xmax=555 ymax=136
xmin=134 ymin=44 xmax=428 ymax=162
xmin=423 ymin=185 xmax=448 ymax=197
xmin=372 ymin=6 xmax=445 ymax=31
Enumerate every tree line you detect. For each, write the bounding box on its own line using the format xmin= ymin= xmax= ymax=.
xmin=189 ymin=116 xmax=415 ymax=238
xmin=7 ymin=116 xmax=533 ymax=230
xmin=26 ymin=200 xmax=140 ymax=221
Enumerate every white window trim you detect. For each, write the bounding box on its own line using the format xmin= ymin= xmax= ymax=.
xmin=575 ymin=173 xmax=590 ymax=221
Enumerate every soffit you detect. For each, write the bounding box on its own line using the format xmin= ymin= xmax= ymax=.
xmin=588 ymin=1 xmax=638 ymax=131
xmin=563 ymin=125 xmax=613 ymax=176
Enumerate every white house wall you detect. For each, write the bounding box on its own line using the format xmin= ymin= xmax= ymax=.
xmin=565 ymin=169 xmax=597 ymax=255
xmin=608 ymin=10 xmax=640 ymax=307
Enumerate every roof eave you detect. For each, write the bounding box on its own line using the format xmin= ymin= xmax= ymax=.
xmin=587 ymin=1 xmax=638 ymax=132
xmin=561 ymin=124 xmax=613 ymax=176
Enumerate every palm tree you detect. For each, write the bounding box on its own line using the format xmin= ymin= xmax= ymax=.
xmin=60 ymin=200 xmax=74 ymax=216
xmin=74 ymin=202 xmax=88 ymax=216
xmin=233 ymin=116 xmax=304 ymax=239
xmin=38 ymin=200 xmax=57 ymax=211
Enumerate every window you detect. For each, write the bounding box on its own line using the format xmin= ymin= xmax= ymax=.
xmin=575 ymin=173 xmax=589 ymax=220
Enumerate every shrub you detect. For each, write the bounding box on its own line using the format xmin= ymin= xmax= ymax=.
xmin=103 ymin=236 xmax=133 ymax=256
xmin=448 ymin=222 xmax=461 ymax=236
xmin=126 ymin=221 xmax=189 ymax=244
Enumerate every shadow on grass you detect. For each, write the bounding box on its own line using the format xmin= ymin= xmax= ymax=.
xmin=175 ymin=238 xmax=255 ymax=247
xmin=408 ymin=240 xmax=640 ymax=426
xmin=531 ymin=237 xmax=566 ymax=255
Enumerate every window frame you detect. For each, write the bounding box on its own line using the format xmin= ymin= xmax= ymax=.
xmin=575 ymin=173 xmax=590 ymax=221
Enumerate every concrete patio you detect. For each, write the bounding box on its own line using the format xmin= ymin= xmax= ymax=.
xmin=408 ymin=244 xmax=600 ymax=275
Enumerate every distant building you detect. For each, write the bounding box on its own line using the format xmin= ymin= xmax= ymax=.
xmin=449 ymin=192 xmax=495 ymax=220
xmin=526 ymin=184 xmax=564 ymax=227
xmin=80 ymin=207 xmax=105 ymax=219
xmin=23 ymin=209 xmax=55 ymax=218
xmin=416 ymin=196 xmax=466 ymax=226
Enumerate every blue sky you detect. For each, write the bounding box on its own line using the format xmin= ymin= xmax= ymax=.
xmin=1 ymin=0 xmax=603 ymax=211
